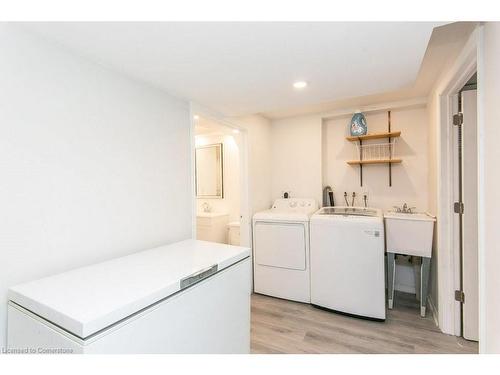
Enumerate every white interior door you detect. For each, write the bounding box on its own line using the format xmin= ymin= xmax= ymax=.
xmin=462 ymin=89 xmax=479 ymax=341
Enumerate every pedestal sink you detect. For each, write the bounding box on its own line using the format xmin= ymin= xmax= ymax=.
xmin=384 ymin=211 xmax=436 ymax=317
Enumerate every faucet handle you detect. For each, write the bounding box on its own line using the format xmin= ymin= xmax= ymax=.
xmin=393 ymin=206 xmax=401 ymax=212
xmin=202 ymin=202 xmax=211 ymax=213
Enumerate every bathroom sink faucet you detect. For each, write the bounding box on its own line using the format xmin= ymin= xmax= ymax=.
xmin=202 ymin=202 xmax=212 ymax=213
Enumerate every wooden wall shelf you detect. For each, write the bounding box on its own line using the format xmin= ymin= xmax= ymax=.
xmin=346 ymin=112 xmax=401 ymax=186
xmin=346 ymin=131 xmax=401 ymax=142
xmin=347 ymin=158 xmax=402 ymax=165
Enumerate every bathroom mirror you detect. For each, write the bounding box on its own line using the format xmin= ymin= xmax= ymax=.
xmin=195 ymin=143 xmax=223 ymax=198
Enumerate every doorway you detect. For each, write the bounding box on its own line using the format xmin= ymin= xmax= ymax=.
xmin=453 ymin=73 xmax=479 ymax=341
xmin=191 ymin=112 xmax=251 ymax=248
xmin=435 ymin=31 xmax=478 ymax=338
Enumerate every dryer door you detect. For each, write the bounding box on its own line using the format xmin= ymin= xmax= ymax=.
xmin=254 ymin=222 xmax=306 ymax=270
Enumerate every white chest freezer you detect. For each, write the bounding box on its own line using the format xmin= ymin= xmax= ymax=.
xmin=7 ymin=239 xmax=251 ymax=354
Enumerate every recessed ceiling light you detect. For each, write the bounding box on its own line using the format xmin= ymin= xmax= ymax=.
xmin=193 ymin=115 xmax=199 ymax=120
xmin=293 ymin=81 xmax=307 ymax=89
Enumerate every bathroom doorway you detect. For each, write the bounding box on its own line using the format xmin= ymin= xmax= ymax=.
xmin=435 ymin=33 xmax=479 ymax=341
xmin=191 ymin=112 xmax=250 ymax=248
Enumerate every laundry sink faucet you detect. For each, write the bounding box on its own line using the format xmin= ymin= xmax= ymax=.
xmin=393 ymin=203 xmax=416 ymax=214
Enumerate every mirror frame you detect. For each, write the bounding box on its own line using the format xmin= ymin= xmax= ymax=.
xmin=195 ymin=143 xmax=224 ymax=199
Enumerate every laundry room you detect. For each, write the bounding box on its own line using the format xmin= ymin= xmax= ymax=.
xmin=251 ymin=101 xmax=440 ymax=349
xmin=248 ymin=22 xmax=481 ymax=351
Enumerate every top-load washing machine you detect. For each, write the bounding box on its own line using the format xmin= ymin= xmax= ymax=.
xmin=253 ymin=198 xmax=318 ymax=303
xmin=310 ymin=206 xmax=385 ymax=320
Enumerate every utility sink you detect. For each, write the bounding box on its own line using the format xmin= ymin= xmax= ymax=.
xmin=384 ymin=212 xmax=436 ymax=258
xmin=385 ymin=210 xmax=436 ymax=316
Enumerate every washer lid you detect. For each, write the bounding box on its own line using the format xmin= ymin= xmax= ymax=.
xmin=315 ymin=206 xmax=381 ymax=217
xmin=8 ymin=240 xmax=250 ymax=339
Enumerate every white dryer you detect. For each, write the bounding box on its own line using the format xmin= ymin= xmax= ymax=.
xmin=253 ymin=198 xmax=318 ymax=303
xmin=310 ymin=207 xmax=385 ymax=320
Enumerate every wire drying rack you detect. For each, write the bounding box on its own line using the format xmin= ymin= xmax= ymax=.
xmin=355 ymin=139 xmax=397 ymax=161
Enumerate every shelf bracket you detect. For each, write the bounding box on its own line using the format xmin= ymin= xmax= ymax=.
xmin=388 ymin=110 xmax=392 ymax=187
xmin=359 ymin=139 xmax=363 ymax=186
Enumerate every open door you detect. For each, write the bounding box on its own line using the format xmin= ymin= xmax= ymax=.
xmin=461 ymin=89 xmax=478 ymax=341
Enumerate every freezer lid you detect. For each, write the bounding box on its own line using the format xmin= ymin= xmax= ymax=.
xmin=8 ymin=239 xmax=250 ymax=339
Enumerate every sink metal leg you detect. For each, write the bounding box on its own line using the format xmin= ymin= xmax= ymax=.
xmin=420 ymin=257 xmax=431 ymax=317
xmin=387 ymin=252 xmax=396 ymax=309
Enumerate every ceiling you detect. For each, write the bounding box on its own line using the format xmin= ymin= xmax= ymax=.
xmin=21 ymin=22 xmax=444 ymax=118
xmin=263 ymin=22 xmax=477 ymax=118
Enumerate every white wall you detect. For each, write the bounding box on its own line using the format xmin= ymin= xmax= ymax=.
xmin=480 ymin=22 xmax=500 ymax=353
xmin=234 ymin=115 xmax=273 ymax=214
xmin=195 ymin=134 xmax=240 ymax=222
xmin=323 ymin=106 xmax=429 ymax=212
xmin=270 ymin=115 xmax=323 ymax=204
xmin=269 ymin=106 xmax=429 ymax=212
xmin=0 ymin=25 xmax=192 ymax=346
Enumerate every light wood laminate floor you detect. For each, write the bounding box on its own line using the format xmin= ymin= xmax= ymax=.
xmin=251 ymin=292 xmax=478 ymax=354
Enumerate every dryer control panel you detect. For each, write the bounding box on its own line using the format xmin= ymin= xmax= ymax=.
xmin=272 ymin=198 xmax=318 ymax=213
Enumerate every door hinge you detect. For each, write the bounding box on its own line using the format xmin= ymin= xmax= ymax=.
xmin=453 ymin=113 xmax=463 ymax=126
xmin=455 ymin=290 xmax=465 ymax=303
xmin=454 ymin=201 xmax=464 ymax=214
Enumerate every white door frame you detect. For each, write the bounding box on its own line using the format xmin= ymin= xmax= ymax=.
xmin=189 ymin=102 xmax=251 ymax=248
xmin=435 ymin=30 xmax=478 ymax=336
